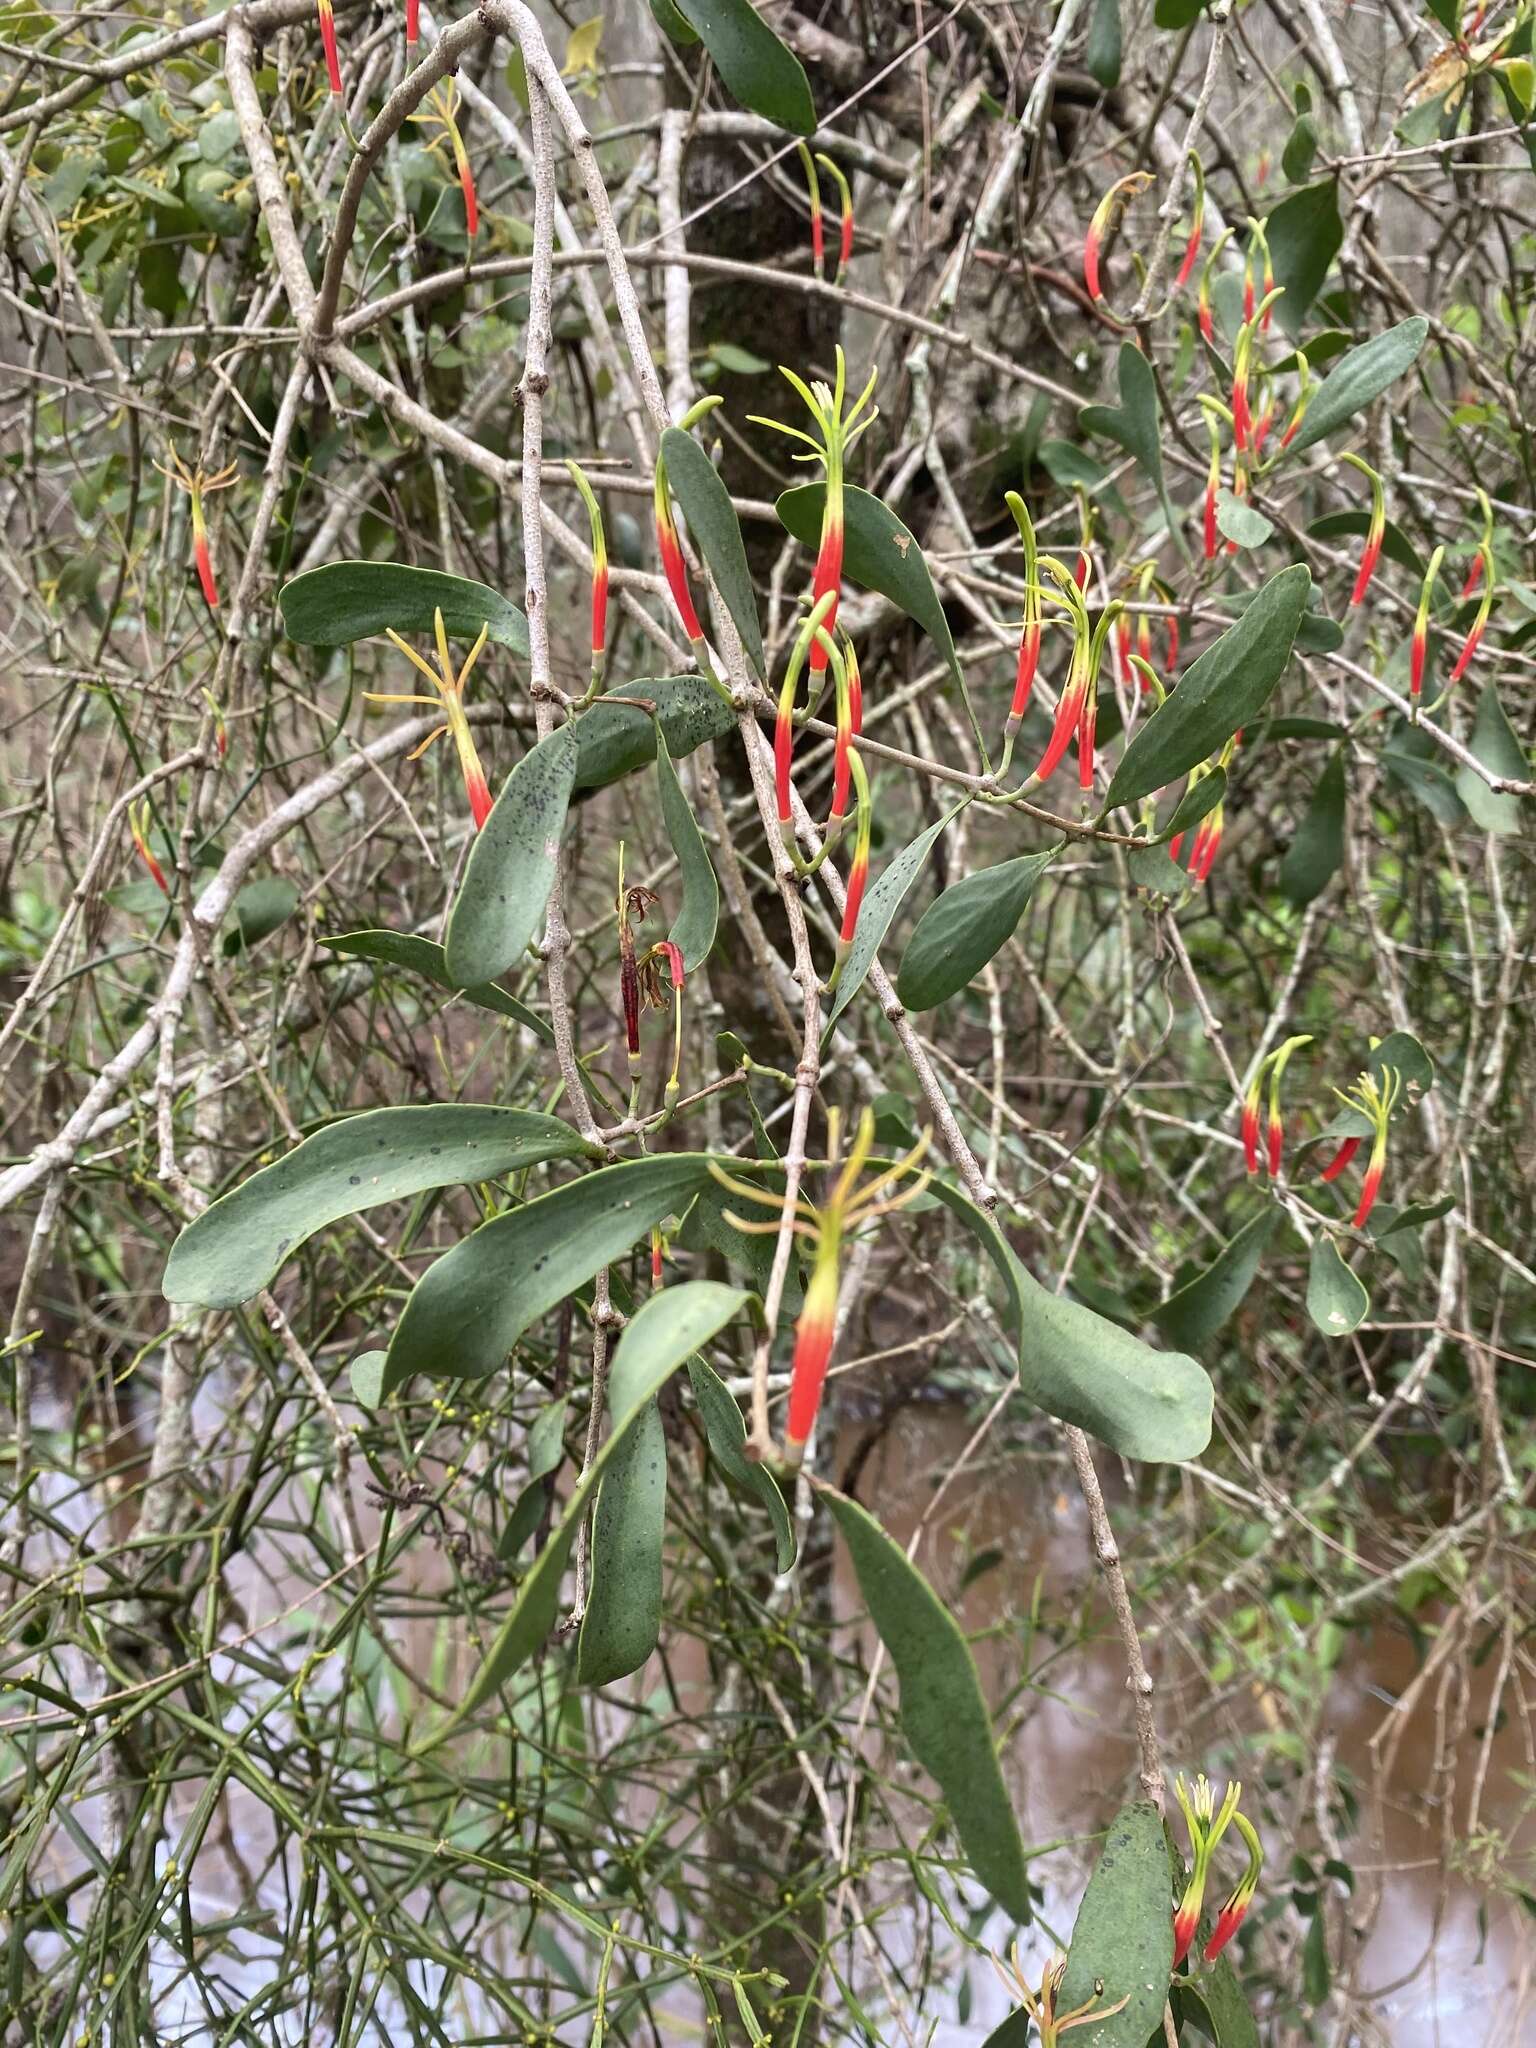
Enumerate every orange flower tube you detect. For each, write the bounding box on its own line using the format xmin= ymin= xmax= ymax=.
xmin=130 ymin=799 xmax=169 ymax=896
xmin=372 ymin=608 xmax=495 ymax=829
xmin=316 ymin=0 xmax=343 ymax=95
xmin=1083 ymin=170 xmax=1153 ymax=303
xmin=1410 ymin=545 xmax=1444 ymax=701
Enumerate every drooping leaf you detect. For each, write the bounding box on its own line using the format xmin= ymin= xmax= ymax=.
xmin=1153 ymin=1208 xmax=1278 ymax=1352
xmin=925 ymin=1179 xmax=1213 ymax=1463
xmin=1174 ymin=1966 xmax=1261 ymax=2048
xmin=1264 ymin=181 xmax=1343 ymax=336
xmin=499 ymin=1396 xmax=569 ymax=1557
xmin=1080 ymin=343 xmax=1172 ymax=528
xmin=1057 ymin=1800 xmax=1175 ymax=2048
xmin=223 ymin=877 xmax=299 ymax=956
xmin=1126 ymin=838 xmax=1191 ymax=896
xmin=659 ymin=426 xmax=764 ymax=679
xmin=279 ymin=560 xmax=530 ymax=656
xmin=895 ymin=848 xmax=1058 ymax=1012
xmin=1154 ymin=0 xmax=1203 ymax=23
xmin=1086 ymin=0 xmax=1122 ymax=87
xmin=647 ymin=0 xmax=699 ymax=44
xmin=1308 ymin=510 xmax=1427 ymax=580
xmin=1455 ymin=682 xmax=1529 ymax=835
xmin=819 ymin=1486 xmax=1033 ymax=1924
xmin=1214 ymin=489 xmax=1274 ymax=549
xmin=1282 ymin=91 xmax=1319 ymax=183
xmin=443 ymin=724 xmax=579 ymax=989
xmin=1307 ymin=1236 xmax=1369 ymax=1337
xmin=442 ymin=1284 xmax=748 ymax=1730
xmin=349 ymin=1350 xmax=388 ymax=1406
xmin=687 ymin=1357 xmax=795 ymax=1570
xmin=777 ymin=483 xmax=961 ymax=687
xmin=572 ymin=675 xmax=736 ymax=791
xmin=1164 ymin=765 xmax=1226 ymax=839
xmin=379 ymin=1154 xmax=719 ymax=1394
xmin=1281 ymin=317 xmax=1430 ymax=458
xmin=576 ymin=1396 xmax=668 ymax=1686
xmin=656 ymin=730 xmax=720 ymax=972
xmin=1106 ymin=567 xmax=1310 ymax=808
xmin=671 ymin=0 xmax=815 ymax=133
xmin=163 ymin=1106 xmax=590 ymax=1309
xmin=1277 ymin=748 xmax=1346 ymax=905
xmin=825 ymin=806 xmax=958 ymax=1028
xmin=1373 ymin=1193 xmax=1454 ymax=1239
xmin=322 ymin=929 xmax=554 ymax=1041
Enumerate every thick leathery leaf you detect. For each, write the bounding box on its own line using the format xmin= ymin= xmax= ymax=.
xmin=659 ymin=427 xmax=764 ymax=678
xmin=672 ymin=0 xmax=815 ymax=133
xmin=1308 ymin=509 xmax=1426 ymax=579
xmin=1153 ymin=1208 xmax=1278 ymax=1352
xmin=927 ymin=1178 xmax=1213 ymax=1461
xmin=443 ymin=724 xmax=578 ymax=988
xmin=1277 ymin=749 xmax=1346 ymax=905
xmin=576 ymin=1397 xmax=668 ymax=1685
xmin=1307 ymin=1236 xmax=1369 ymax=1337
xmin=442 ymin=1284 xmax=747 ymax=1729
xmin=1106 ymin=567 xmax=1310 ymax=807
xmin=322 ymin=929 xmax=553 ymax=1040
xmin=1455 ymin=683 xmax=1529 ymax=834
xmin=163 ymin=1106 xmax=589 ymax=1309
xmin=687 ymin=1357 xmax=795 ymax=1570
xmin=826 ymin=807 xmax=958 ymax=1028
xmin=572 ymin=675 xmax=735 ymax=791
xmin=1174 ymin=1966 xmax=1261 ymax=2048
xmin=1264 ymin=180 xmax=1343 ymax=335
xmin=1127 ymin=839 xmax=1191 ymax=896
xmin=1057 ymin=1801 xmax=1175 ymax=2048
xmin=1086 ymin=0 xmax=1121 ymax=86
xmin=1080 ymin=343 xmax=1172 ymax=527
xmin=1281 ymin=317 xmax=1429 ymax=458
xmin=224 ymin=878 xmax=298 ymax=955
xmin=1164 ymin=766 xmax=1226 ymax=839
xmin=895 ymin=848 xmax=1057 ymax=1012
xmin=379 ymin=1154 xmax=719 ymax=1394
xmin=648 ymin=0 xmax=698 ymax=42
xmin=1215 ymin=488 xmax=1273 ymax=548
xmin=1373 ymin=1193 xmax=1454 ymax=1239
xmin=820 ymin=1486 xmax=1032 ymax=1924
xmin=777 ymin=483 xmax=961 ymax=686
xmin=279 ymin=560 xmax=529 ymax=655
xmin=349 ymin=1351 xmax=388 ymax=1406
xmin=656 ymin=729 xmax=720 ymax=971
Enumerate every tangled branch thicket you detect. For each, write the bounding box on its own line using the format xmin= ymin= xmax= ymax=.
xmin=2 ymin=0 xmax=1533 ymax=2041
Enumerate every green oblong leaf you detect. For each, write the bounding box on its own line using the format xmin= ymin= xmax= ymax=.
xmin=673 ymin=0 xmax=815 ymax=133
xmin=1307 ymin=509 xmax=1426 ymax=580
xmin=648 ymin=0 xmax=698 ymax=42
xmin=656 ymin=729 xmax=720 ymax=972
xmin=819 ymin=1485 xmax=1032 ymax=1924
xmin=279 ymin=560 xmax=530 ymax=656
xmin=349 ymin=1350 xmax=388 ymax=1407
xmin=1080 ymin=343 xmax=1171 ymax=527
xmin=926 ymin=1179 xmax=1213 ymax=1462
xmin=1264 ymin=180 xmax=1343 ymax=336
xmin=1085 ymin=0 xmax=1122 ymax=87
xmin=777 ymin=484 xmax=961 ymax=687
xmin=1153 ymin=1208 xmax=1278 ymax=1352
xmin=1174 ymin=1965 xmax=1261 ymax=2048
xmin=826 ymin=805 xmax=959 ymax=1029
xmin=1456 ymin=682 xmax=1529 ymax=835
xmin=499 ymin=1396 xmax=569 ymax=1558
xmin=1281 ymin=316 xmax=1429 ymax=459
xmin=686 ymin=1357 xmax=795 ymax=1571
xmin=1307 ymin=1236 xmax=1369 ymax=1338
xmin=1057 ymin=1800 xmax=1175 ymax=2048
xmin=1215 ymin=488 xmax=1274 ymax=549
xmin=576 ymin=1398 xmax=668 ymax=1686
xmin=659 ymin=427 xmax=764 ymax=680
xmin=573 ymin=675 xmax=736 ymax=791
xmin=163 ymin=1106 xmax=590 ymax=1309
xmin=1106 ymin=566 xmax=1310 ymax=809
xmin=224 ymin=877 xmax=298 ymax=956
xmin=441 ymin=1283 xmax=747 ymax=1731
xmin=895 ymin=848 xmax=1057 ymax=1012
xmin=379 ymin=1154 xmax=718 ymax=1394
xmin=322 ymin=929 xmax=554 ymax=1041
xmin=1277 ymin=749 xmax=1346 ymax=906
xmin=443 ymin=724 xmax=579 ymax=989
xmin=1164 ymin=765 xmax=1226 ymax=839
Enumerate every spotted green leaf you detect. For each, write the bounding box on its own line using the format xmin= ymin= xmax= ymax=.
xmin=573 ymin=675 xmax=736 ymax=791
xmin=1057 ymin=1801 xmax=1175 ymax=2048
xmin=443 ymin=724 xmax=579 ymax=989
xmin=576 ymin=1396 xmax=668 ymax=1686
xmin=163 ymin=1106 xmax=590 ymax=1309
xmin=1280 ymin=316 xmax=1429 ymax=459
xmin=1306 ymin=1236 xmax=1369 ymax=1338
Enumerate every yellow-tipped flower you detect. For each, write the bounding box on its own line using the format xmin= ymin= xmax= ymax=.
xmin=368 ymin=607 xmax=494 ymax=828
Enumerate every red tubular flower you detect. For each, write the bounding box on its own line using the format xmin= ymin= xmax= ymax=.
xmin=1449 ymin=546 xmax=1495 ymax=684
xmin=774 ymin=590 xmax=838 ymax=846
xmin=659 ymin=938 xmax=686 ymax=1097
xmin=1231 ymin=338 xmax=1253 ymax=456
xmin=1115 ymin=616 xmax=1133 ymax=687
xmin=373 ymin=608 xmax=495 ymax=829
xmin=654 ymin=452 xmax=705 ymax=645
xmin=193 ymin=519 xmax=218 ymax=609
xmin=1202 ymin=410 xmax=1223 ymax=561
xmin=1083 ymin=170 xmax=1153 ymax=303
xmin=413 ymin=80 xmax=477 ymax=239
xmin=1173 ymin=1776 xmax=1242 ymax=1970
xmin=1077 ymin=686 xmax=1097 ymax=789
xmin=1410 ymin=545 xmax=1444 ymax=701
xmin=156 ymin=449 xmax=236 ymax=613
xmin=1277 ymin=347 xmax=1312 ymax=452
xmin=1175 ymin=152 xmax=1205 ymax=289
xmin=787 ymin=1245 xmax=838 ymax=1450
xmin=1459 ymin=552 xmax=1484 ymax=600
xmin=816 ymin=152 xmax=854 ymax=285
xmin=798 ymin=144 xmax=824 ymax=271
xmin=1262 ymin=1035 xmax=1312 ymax=1178
xmin=129 ymin=799 xmax=169 ymax=896
xmin=1320 ymin=1137 xmax=1361 ymax=1183
xmin=831 ymin=635 xmax=861 ymax=824
xmin=1343 ymin=454 xmax=1385 ymax=606
xmin=566 ymin=460 xmax=609 ymax=689
xmin=317 ymin=0 xmax=343 ymax=94
xmin=1166 ymin=615 xmax=1180 ymax=672
xmin=1204 ymin=1812 xmax=1264 ymax=1962
xmin=1331 ymin=1066 xmax=1402 ymax=1229
xmin=406 ymin=0 xmax=419 ymax=45
xmin=837 ymin=746 xmax=872 ymax=953
xmin=1241 ymin=1074 xmax=1262 ymax=1175
xmin=650 ymin=1227 xmax=664 ymax=1288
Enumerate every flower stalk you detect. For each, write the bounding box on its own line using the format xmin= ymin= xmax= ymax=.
xmin=1175 ymin=152 xmax=1206 ymax=289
